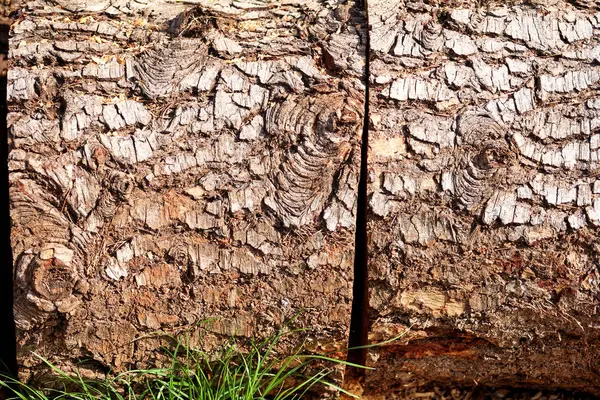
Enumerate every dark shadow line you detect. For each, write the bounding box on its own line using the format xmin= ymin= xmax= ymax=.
xmin=0 ymin=19 xmax=17 ymax=380
xmin=347 ymin=0 xmax=370 ymax=372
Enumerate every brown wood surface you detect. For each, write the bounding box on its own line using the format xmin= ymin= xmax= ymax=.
xmin=366 ymin=0 xmax=600 ymax=395
xmin=7 ymin=0 xmax=600 ymax=396
xmin=7 ymin=0 xmax=365 ymax=381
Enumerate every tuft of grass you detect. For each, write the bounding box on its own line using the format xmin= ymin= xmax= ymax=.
xmin=0 ymin=327 xmax=377 ymax=400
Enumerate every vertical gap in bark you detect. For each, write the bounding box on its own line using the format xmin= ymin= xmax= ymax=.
xmin=0 ymin=20 xmax=17 ymax=380
xmin=347 ymin=0 xmax=370 ymax=373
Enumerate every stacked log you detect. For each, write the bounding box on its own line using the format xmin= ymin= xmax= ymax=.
xmin=7 ymin=0 xmax=365 ymax=378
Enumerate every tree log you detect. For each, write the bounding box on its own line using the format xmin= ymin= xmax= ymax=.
xmin=10 ymin=0 xmax=600 ymax=395
xmin=8 ymin=0 xmax=365 ymax=378
xmin=366 ymin=0 xmax=600 ymax=395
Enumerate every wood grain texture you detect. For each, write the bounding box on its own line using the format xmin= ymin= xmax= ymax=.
xmin=366 ymin=0 xmax=600 ymax=394
xmin=7 ymin=0 xmax=365 ymax=379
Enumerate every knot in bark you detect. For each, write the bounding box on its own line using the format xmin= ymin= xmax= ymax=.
xmin=453 ymin=111 xmax=513 ymax=211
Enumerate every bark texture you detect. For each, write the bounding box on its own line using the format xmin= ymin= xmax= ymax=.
xmin=8 ymin=0 xmax=365 ymax=378
xmin=10 ymin=0 xmax=600 ymax=394
xmin=366 ymin=0 xmax=600 ymax=394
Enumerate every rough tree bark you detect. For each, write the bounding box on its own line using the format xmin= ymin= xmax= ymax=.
xmin=366 ymin=0 xmax=600 ymax=395
xmin=1 ymin=0 xmax=19 ymax=382
xmin=10 ymin=0 xmax=600 ymax=395
xmin=7 ymin=0 xmax=365 ymax=379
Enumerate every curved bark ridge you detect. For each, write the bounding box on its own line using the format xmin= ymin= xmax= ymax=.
xmin=367 ymin=0 xmax=600 ymax=391
xmin=264 ymin=95 xmax=362 ymax=229
xmin=8 ymin=0 xmax=364 ymax=373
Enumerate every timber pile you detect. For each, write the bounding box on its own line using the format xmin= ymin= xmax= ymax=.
xmin=5 ymin=0 xmax=600 ymax=397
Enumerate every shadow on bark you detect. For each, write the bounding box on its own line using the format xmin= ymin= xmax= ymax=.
xmin=347 ymin=0 xmax=369 ymax=374
xmin=0 ymin=19 xmax=17 ymax=380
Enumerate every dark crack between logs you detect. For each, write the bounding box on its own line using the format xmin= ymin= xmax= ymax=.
xmin=0 ymin=19 xmax=17 ymax=381
xmin=347 ymin=0 xmax=370 ymax=372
